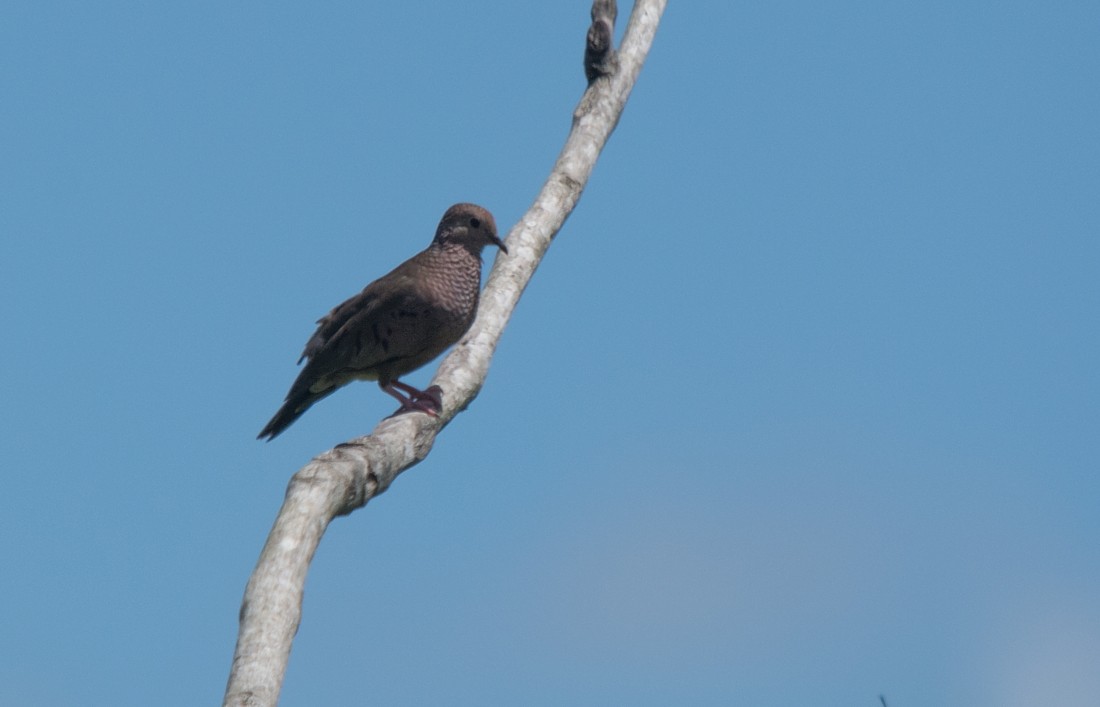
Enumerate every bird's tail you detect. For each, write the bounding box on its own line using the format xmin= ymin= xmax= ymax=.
xmin=257 ymin=386 xmax=336 ymax=441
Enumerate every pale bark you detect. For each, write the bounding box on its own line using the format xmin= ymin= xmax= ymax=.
xmin=223 ymin=2 xmax=666 ymax=704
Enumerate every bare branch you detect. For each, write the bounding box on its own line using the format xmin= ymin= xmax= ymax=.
xmin=223 ymin=2 xmax=666 ymax=704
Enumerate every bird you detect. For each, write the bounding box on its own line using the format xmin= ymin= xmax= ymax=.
xmin=258 ymin=203 xmax=507 ymax=441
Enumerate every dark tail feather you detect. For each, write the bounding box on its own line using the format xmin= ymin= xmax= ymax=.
xmin=257 ymin=386 xmax=336 ymax=441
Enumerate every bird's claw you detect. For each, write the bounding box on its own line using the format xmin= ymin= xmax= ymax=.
xmin=384 ymin=382 xmax=443 ymax=418
xmin=400 ymin=385 xmax=443 ymax=417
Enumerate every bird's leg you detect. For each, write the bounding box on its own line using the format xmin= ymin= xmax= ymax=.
xmin=394 ymin=381 xmax=443 ymax=414
xmin=380 ymin=380 xmax=443 ymax=416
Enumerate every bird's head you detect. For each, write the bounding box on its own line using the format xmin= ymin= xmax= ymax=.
xmin=434 ymin=203 xmax=508 ymax=255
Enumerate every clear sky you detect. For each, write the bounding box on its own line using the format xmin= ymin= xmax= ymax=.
xmin=2 ymin=2 xmax=1098 ymax=705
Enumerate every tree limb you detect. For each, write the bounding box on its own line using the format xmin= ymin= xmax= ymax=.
xmin=223 ymin=2 xmax=666 ymax=704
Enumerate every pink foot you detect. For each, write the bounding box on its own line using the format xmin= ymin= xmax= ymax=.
xmin=381 ymin=381 xmax=443 ymax=417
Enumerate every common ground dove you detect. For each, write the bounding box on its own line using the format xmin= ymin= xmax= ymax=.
xmin=258 ymin=203 xmax=506 ymax=440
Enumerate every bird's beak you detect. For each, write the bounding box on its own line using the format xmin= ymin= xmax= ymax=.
xmin=493 ymin=236 xmax=509 ymax=255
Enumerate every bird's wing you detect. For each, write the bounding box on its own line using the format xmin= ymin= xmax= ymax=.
xmin=299 ymin=288 xmax=375 ymax=364
xmin=298 ymin=267 xmax=428 ymax=373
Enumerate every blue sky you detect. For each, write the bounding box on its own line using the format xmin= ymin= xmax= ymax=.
xmin=2 ymin=2 xmax=1098 ymax=705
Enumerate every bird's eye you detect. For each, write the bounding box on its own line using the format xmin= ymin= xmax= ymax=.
xmin=470 ymin=218 xmax=481 ymax=228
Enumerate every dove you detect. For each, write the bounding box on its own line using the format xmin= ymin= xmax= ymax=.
xmin=258 ymin=203 xmax=506 ymax=440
